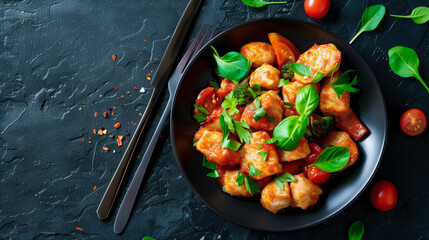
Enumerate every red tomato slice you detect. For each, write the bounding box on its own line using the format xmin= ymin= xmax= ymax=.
xmin=400 ymin=109 xmax=427 ymax=136
xmin=268 ymin=33 xmax=300 ymax=68
xmin=194 ymin=87 xmax=222 ymax=115
xmin=304 ymin=143 xmax=323 ymax=163
xmin=335 ymin=109 xmax=368 ymax=141
xmin=307 ymin=166 xmax=330 ymax=184
xmin=304 ymin=0 xmax=330 ymax=19
xmin=370 ymin=180 xmax=398 ymax=211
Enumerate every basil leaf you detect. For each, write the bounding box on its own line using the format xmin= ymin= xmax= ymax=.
xmin=211 ymin=45 xmax=251 ymax=83
xmin=273 ymin=115 xmax=309 ymax=151
xmin=252 ymin=84 xmax=261 ymax=90
xmin=194 ymin=113 xmax=207 ymax=122
xmin=348 ymin=220 xmax=364 ymax=240
xmin=284 ymin=102 xmax=295 ymax=107
xmin=278 ymin=78 xmax=289 ymax=88
xmin=202 ymin=156 xmax=217 ymax=170
xmin=249 ymin=163 xmax=262 ymax=177
xmin=295 ymin=85 xmax=319 ymax=117
xmin=350 ymin=5 xmax=386 ymax=44
xmin=327 ymin=70 xmax=359 ymax=98
xmin=281 ymin=62 xmax=294 ymax=79
xmin=290 ymin=63 xmax=313 ymax=77
xmin=209 ymin=80 xmax=220 ymax=90
xmin=142 ymin=237 xmax=156 ymax=240
xmin=258 ymin=151 xmax=268 ymax=161
xmin=274 ymin=172 xmax=297 ymax=190
xmin=194 ymin=103 xmax=209 ymax=115
xmin=391 ymin=6 xmax=429 ymax=24
xmin=309 ymin=146 xmax=350 ymax=172
xmin=241 ymin=0 xmax=286 ymax=8
xmin=312 ymin=72 xmax=325 ymax=83
xmin=388 ymin=46 xmax=429 ymax=92
xmin=207 ymin=170 xmax=220 ymax=178
xmin=244 ymin=175 xmax=261 ymax=195
xmin=236 ymin=172 xmax=244 ymax=186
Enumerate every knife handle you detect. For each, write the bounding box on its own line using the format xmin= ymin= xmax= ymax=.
xmin=96 ymin=86 xmax=162 ymax=220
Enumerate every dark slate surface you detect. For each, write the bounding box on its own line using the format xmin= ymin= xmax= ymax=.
xmin=0 ymin=0 xmax=428 ymax=239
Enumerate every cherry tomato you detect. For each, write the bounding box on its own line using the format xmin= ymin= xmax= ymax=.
xmin=304 ymin=143 xmax=323 ymax=163
xmin=280 ymin=159 xmax=304 ymax=175
xmin=304 ymin=0 xmax=330 ymax=19
xmin=370 ymin=180 xmax=398 ymax=211
xmin=307 ymin=166 xmax=330 ymax=184
xmin=301 ymin=163 xmax=309 ymax=177
xmin=400 ymin=109 xmax=427 ymax=136
xmin=194 ymin=87 xmax=222 ymax=115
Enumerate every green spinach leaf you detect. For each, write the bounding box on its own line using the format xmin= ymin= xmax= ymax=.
xmin=388 ymin=46 xmax=429 ymax=92
xmin=348 ymin=220 xmax=365 ymax=240
xmin=391 ymin=6 xmax=429 ymax=24
xmin=350 ymin=5 xmax=386 ymax=44
xmin=241 ymin=0 xmax=286 ymax=8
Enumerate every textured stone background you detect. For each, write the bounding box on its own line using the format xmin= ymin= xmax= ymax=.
xmin=0 ymin=0 xmax=428 ymax=239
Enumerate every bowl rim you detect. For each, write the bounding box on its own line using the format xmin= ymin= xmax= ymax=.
xmin=170 ymin=17 xmax=388 ymax=231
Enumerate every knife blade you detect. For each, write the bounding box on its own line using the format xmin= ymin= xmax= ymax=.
xmin=111 ymin=0 xmax=203 ymax=233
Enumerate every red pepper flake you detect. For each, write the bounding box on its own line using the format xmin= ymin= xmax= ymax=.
xmin=93 ymin=129 xmax=97 ymax=134
xmin=136 ymin=155 xmax=140 ymax=158
xmin=113 ymin=106 xmax=117 ymax=109
xmin=111 ymin=112 xmax=115 ymax=115
xmin=88 ymin=137 xmax=92 ymax=140
xmin=112 ymin=55 xmax=117 ymax=60
xmin=133 ymin=87 xmax=138 ymax=91
xmin=121 ymin=95 xmax=124 ymax=98
xmin=81 ymin=138 xmax=84 ymax=142
xmin=113 ymin=87 xmax=118 ymax=91
xmin=146 ymin=73 xmax=151 ymax=80
xmin=139 ymin=113 xmax=142 ymax=116
xmin=103 ymin=112 xmax=108 ymax=118
xmin=94 ymin=112 xmax=98 ymax=117
xmin=117 ymin=138 xmax=123 ymax=147
xmin=144 ymin=39 xmax=147 ymax=42
xmin=76 ymin=227 xmax=84 ymax=231
xmin=114 ymin=123 xmax=121 ymax=129
xmin=118 ymin=135 xmax=124 ymax=141
xmin=102 ymin=146 xmax=109 ymax=152
xmin=159 ymin=134 xmax=163 ymax=139
xmin=93 ymin=186 xmax=97 ymax=190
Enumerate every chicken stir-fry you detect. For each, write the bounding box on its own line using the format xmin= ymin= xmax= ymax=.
xmin=192 ymin=33 xmax=367 ymax=214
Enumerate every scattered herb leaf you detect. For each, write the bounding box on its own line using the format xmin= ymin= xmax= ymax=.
xmin=249 ymin=163 xmax=262 ymax=177
xmin=348 ymin=220 xmax=365 ymax=240
xmin=258 ymin=151 xmax=268 ymax=161
xmin=295 ymin=85 xmax=320 ymax=117
xmin=278 ymin=78 xmax=290 ymax=87
xmin=290 ymin=63 xmax=313 ymax=77
xmin=273 ymin=115 xmax=309 ymax=151
xmin=349 ymin=5 xmax=386 ymax=44
xmin=309 ymin=146 xmax=350 ymax=172
xmin=194 ymin=113 xmax=207 ymax=122
xmin=236 ymin=172 xmax=244 ymax=186
xmin=244 ymin=174 xmax=261 ymax=195
xmin=222 ymin=93 xmax=240 ymax=116
xmin=252 ymin=84 xmax=262 ymax=90
xmin=194 ymin=103 xmax=209 ymax=115
xmin=327 ymin=70 xmax=359 ymax=98
xmin=202 ymin=156 xmax=217 ymax=170
xmin=313 ymin=72 xmax=325 ymax=83
xmin=391 ymin=6 xmax=429 ymax=24
xmin=209 ymin=80 xmax=220 ymax=90
xmin=284 ymin=102 xmax=295 ymax=107
xmin=274 ymin=172 xmax=297 ymax=190
xmin=207 ymin=170 xmax=220 ymax=178
xmin=211 ymin=45 xmax=251 ymax=83
xmin=241 ymin=0 xmax=287 ymax=8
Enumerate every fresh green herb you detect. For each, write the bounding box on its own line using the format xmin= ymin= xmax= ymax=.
xmin=194 ymin=103 xmax=209 ymax=115
xmin=202 ymin=156 xmax=216 ymax=170
xmin=193 ymin=138 xmax=198 ymax=147
xmin=142 ymin=237 xmax=156 ymax=240
xmin=330 ymin=63 xmax=339 ymax=84
xmin=290 ymin=63 xmax=313 ymax=77
xmin=273 ymin=115 xmax=309 ymax=151
xmin=310 ymin=115 xmax=335 ymax=140
xmin=241 ymin=0 xmax=286 ymax=8
xmin=281 ymin=62 xmax=294 ymax=79
xmin=327 ymin=70 xmax=359 ymax=99
xmin=222 ymin=93 xmax=239 ymax=116
xmin=258 ymin=151 xmax=268 ymax=161
xmin=309 ymin=146 xmax=350 ymax=172
xmin=388 ymin=46 xmax=429 ymax=92
xmin=305 ymin=128 xmax=312 ymax=136
xmin=264 ymin=138 xmax=277 ymax=144
xmin=207 ymin=170 xmax=220 ymax=178
xmin=349 ymin=5 xmax=386 ymax=44
xmin=258 ymin=144 xmax=263 ymax=149
xmin=348 ymin=220 xmax=364 ymax=240
xmin=274 ymin=172 xmax=297 ymax=190
xmin=295 ymin=85 xmax=319 ymax=117
xmin=219 ymin=113 xmax=241 ymax=151
xmin=249 ymin=163 xmax=262 ymax=177
xmin=252 ymin=97 xmax=269 ymax=121
xmin=252 ymin=84 xmax=262 ymax=90
xmin=233 ymin=120 xmax=252 ymax=144
xmin=278 ymin=78 xmax=289 ymax=88
xmin=313 ymin=72 xmax=325 ymax=83
xmin=249 ymin=105 xmax=254 ymax=110
xmin=194 ymin=113 xmax=207 ymax=122
xmin=284 ymin=102 xmax=295 ymax=107
xmin=247 ymin=87 xmax=257 ymax=99
xmin=211 ymin=45 xmax=251 ymax=84
xmin=236 ymin=172 xmax=261 ymax=195
xmin=391 ymin=6 xmax=429 ymax=24
xmin=209 ymin=80 xmax=220 ymax=90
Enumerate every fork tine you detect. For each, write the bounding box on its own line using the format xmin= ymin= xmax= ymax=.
xmin=191 ymin=25 xmax=212 ymax=60
xmin=175 ymin=24 xmax=206 ymax=72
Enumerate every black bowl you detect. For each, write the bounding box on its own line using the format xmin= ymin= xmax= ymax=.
xmin=170 ymin=18 xmax=387 ymax=231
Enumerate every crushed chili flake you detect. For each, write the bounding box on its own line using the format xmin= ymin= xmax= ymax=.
xmin=139 ymin=113 xmax=142 ymax=116
xmin=118 ymin=135 xmax=124 ymax=141
xmin=94 ymin=112 xmax=98 ymax=117
xmin=113 ymin=106 xmax=117 ymax=109
xmin=93 ymin=186 xmax=97 ymax=190
xmin=121 ymin=95 xmax=124 ymax=98
xmin=144 ymin=39 xmax=147 ymax=42
xmin=102 ymin=146 xmax=109 ymax=152
xmin=109 ymin=134 xmax=114 ymax=138
xmin=146 ymin=73 xmax=151 ymax=77
xmin=113 ymin=87 xmax=118 ymax=91
xmin=133 ymin=87 xmax=138 ymax=91
xmin=93 ymin=129 xmax=97 ymax=134
xmin=114 ymin=123 xmax=121 ymax=129
xmin=76 ymin=227 xmax=84 ymax=231
xmin=103 ymin=112 xmax=108 ymax=118
xmin=136 ymin=155 xmax=140 ymax=158
xmin=125 ymin=91 xmax=130 ymax=95
xmin=88 ymin=137 xmax=92 ymax=140
xmin=98 ymin=129 xmax=104 ymax=135
xmin=81 ymin=138 xmax=84 ymax=142
xmin=111 ymin=112 xmax=115 ymax=115
xmin=117 ymin=138 xmax=123 ymax=147
xmin=112 ymin=55 xmax=117 ymax=60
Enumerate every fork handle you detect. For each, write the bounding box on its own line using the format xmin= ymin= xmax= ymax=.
xmin=113 ymin=97 xmax=173 ymax=234
xmin=96 ymin=86 xmax=162 ymax=220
